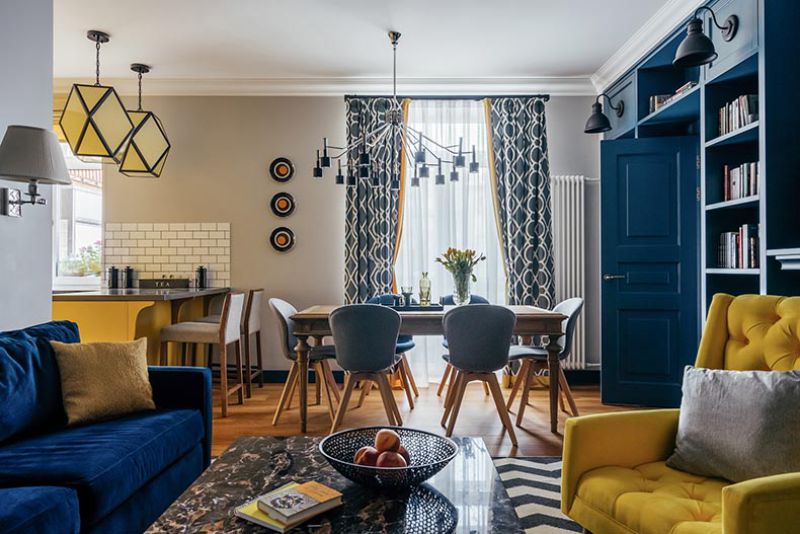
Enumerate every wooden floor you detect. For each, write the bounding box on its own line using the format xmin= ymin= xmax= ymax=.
xmin=211 ymin=381 xmax=631 ymax=457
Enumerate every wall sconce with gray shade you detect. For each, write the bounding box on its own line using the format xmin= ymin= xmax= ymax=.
xmin=583 ymin=94 xmax=625 ymax=134
xmin=673 ymin=6 xmax=739 ymax=67
xmin=0 ymin=126 xmax=71 ymax=217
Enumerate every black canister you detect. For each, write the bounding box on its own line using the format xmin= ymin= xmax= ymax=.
xmin=125 ymin=266 xmax=135 ymax=289
xmin=196 ymin=266 xmax=207 ymax=289
xmin=108 ymin=266 xmax=120 ymax=289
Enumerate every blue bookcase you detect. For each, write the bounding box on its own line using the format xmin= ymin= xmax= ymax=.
xmin=601 ymin=0 xmax=799 ymax=317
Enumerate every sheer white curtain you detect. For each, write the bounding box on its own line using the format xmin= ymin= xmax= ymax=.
xmin=395 ymin=99 xmax=506 ymax=385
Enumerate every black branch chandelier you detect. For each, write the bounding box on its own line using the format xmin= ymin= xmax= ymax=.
xmin=313 ymin=31 xmax=479 ymax=190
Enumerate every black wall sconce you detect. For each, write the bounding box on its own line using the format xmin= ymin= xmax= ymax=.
xmin=584 ymin=94 xmax=625 ymax=134
xmin=673 ymin=6 xmax=739 ymax=67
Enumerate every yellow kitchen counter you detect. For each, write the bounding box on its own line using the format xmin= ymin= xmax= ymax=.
xmin=52 ymin=288 xmax=229 ymax=364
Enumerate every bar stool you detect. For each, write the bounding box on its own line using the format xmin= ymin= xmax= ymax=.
xmin=160 ymin=292 xmax=245 ymax=417
xmin=199 ymin=289 xmax=265 ymax=398
xmin=440 ymin=304 xmax=518 ymax=446
xmin=329 ymin=304 xmax=403 ymax=434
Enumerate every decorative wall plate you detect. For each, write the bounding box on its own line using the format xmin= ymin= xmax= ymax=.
xmin=270 ymin=192 xmax=296 ymax=217
xmin=270 ymin=227 xmax=295 ymax=252
xmin=269 ymin=157 xmax=295 ymax=182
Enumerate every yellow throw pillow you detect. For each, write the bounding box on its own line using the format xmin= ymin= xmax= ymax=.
xmin=51 ymin=338 xmax=155 ymax=425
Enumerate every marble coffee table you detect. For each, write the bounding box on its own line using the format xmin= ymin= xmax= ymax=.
xmin=146 ymin=436 xmax=522 ymax=533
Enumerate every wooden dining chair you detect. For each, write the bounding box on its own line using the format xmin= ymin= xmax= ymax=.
xmin=159 ymin=292 xmax=246 ymax=417
xmin=269 ymin=298 xmax=340 ymax=425
xmin=506 ymin=298 xmax=584 ymax=424
xmin=440 ymin=304 xmax=518 ymax=446
xmin=329 ymin=304 xmax=403 ymax=434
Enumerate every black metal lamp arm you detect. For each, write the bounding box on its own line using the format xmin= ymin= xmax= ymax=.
xmin=596 ymin=93 xmax=625 ymax=118
xmin=10 ymin=182 xmax=47 ymax=206
xmin=693 ymin=5 xmax=739 ymax=41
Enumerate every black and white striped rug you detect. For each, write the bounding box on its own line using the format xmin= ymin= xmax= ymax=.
xmin=493 ymin=457 xmax=582 ymax=533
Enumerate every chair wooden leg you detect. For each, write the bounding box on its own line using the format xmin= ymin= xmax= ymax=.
xmin=515 ymin=359 xmax=535 ymax=427
xmin=376 ymin=373 xmax=402 ymax=426
xmin=356 ymin=379 xmax=371 ymax=409
xmin=445 ymin=373 xmax=468 ymax=437
xmin=482 ymin=381 xmax=490 ymax=396
xmin=559 ymin=367 xmax=579 ymax=416
xmin=234 ymin=340 xmax=244 ymax=405
xmin=256 ymin=331 xmax=265 ymax=387
xmin=272 ymin=362 xmax=298 ymax=426
xmin=441 ymin=370 xmax=462 ymax=427
xmin=397 ymin=360 xmax=415 ymax=409
xmin=401 ymin=356 xmax=419 ymax=397
xmin=220 ymin=343 xmax=229 ymax=417
xmin=487 ymin=373 xmax=518 ymax=446
xmin=315 ymin=362 xmax=336 ymax=423
xmin=330 ymin=373 xmax=356 ymax=434
xmin=506 ymin=359 xmax=529 ymax=411
xmin=437 ymin=364 xmax=452 ymax=396
xmin=160 ymin=342 xmax=168 ymax=366
xmin=322 ymin=360 xmax=340 ymax=403
xmin=243 ymin=334 xmax=253 ymax=398
xmin=313 ymin=368 xmax=321 ymax=406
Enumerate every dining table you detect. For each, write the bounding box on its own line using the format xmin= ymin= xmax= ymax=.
xmin=290 ymin=304 xmax=567 ymax=434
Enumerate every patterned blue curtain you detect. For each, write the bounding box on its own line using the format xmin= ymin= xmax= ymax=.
xmin=344 ymin=96 xmax=403 ymax=303
xmin=486 ymin=97 xmax=555 ymax=308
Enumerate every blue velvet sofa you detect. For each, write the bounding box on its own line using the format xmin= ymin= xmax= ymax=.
xmin=0 ymin=321 xmax=212 ymax=534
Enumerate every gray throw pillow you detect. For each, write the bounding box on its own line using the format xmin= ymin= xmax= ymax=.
xmin=666 ymin=366 xmax=800 ymax=482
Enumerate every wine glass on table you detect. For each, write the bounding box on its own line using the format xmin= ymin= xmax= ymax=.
xmin=400 ymin=286 xmax=414 ymax=308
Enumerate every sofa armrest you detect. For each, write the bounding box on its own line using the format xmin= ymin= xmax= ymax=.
xmin=561 ymin=409 xmax=680 ymax=514
xmin=148 ymin=366 xmax=212 ymax=468
xmin=722 ymin=472 xmax=800 ymax=534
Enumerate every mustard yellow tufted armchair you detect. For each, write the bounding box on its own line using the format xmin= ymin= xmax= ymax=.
xmin=561 ymin=294 xmax=800 ymax=534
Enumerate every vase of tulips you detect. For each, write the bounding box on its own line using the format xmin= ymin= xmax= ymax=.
xmin=435 ymin=248 xmax=486 ymax=305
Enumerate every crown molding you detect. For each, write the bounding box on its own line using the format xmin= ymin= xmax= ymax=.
xmin=591 ymin=0 xmax=705 ymax=92
xmin=53 ymin=75 xmax=596 ymax=98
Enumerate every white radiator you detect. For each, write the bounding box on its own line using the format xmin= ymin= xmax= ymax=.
xmin=551 ymin=175 xmax=588 ymax=370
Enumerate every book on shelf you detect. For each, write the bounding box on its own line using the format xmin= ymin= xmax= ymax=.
xmin=235 ymin=481 xmax=342 ymax=532
xmin=718 ymin=94 xmax=758 ymax=136
xmin=723 ymin=161 xmax=759 ymax=200
xmin=717 ymin=224 xmax=759 ymax=269
xmin=648 ymin=81 xmax=698 ymax=113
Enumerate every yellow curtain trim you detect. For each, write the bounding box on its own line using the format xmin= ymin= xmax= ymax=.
xmin=391 ymin=97 xmax=411 ymax=293
xmin=483 ymin=98 xmax=510 ymax=290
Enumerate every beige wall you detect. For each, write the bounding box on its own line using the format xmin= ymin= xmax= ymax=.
xmin=0 ymin=0 xmax=54 ymax=330
xmin=102 ymin=95 xmax=598 ymax=370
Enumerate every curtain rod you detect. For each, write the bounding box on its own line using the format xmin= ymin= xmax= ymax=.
xmin=345 ymin=94 xmax=550 ymax=102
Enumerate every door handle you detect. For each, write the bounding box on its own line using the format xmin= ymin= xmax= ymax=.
xmin=603 ymin=274 xmax=626 ymax=281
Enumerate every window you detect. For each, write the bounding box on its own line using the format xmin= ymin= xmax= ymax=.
xmin=395 ymin=99 xmax=506 ymax=383
xmin=53 ymin=143 xmax=103 ymax=287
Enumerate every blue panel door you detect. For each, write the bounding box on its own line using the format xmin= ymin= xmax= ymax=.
xmin=601 ymin=137 xmax=700 ymax=407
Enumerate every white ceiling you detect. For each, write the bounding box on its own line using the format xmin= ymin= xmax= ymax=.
xmin=54 ymin=0 xmax=670 ymax=94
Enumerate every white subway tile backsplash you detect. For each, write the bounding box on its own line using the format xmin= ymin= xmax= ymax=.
xmin=104 ymin=222 xmax=231 ymax=288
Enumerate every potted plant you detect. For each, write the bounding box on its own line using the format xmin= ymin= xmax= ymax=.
xmin=435 ymin=248 xmax=486 ymax=305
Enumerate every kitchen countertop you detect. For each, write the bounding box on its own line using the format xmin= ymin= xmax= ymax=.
xmin=52 ymin=287 xmax=229 ymax=302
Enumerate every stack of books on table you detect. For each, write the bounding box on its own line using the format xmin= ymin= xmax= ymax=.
xmin=723 ymin=162 xmax=759 ymax=200
xmin=235 ymin=481 xmax=342 ymax=532
xmin=718 ymin=94 xmax=758 ymax=136
xmin=718 ymin=225 xmax=759 ymax=269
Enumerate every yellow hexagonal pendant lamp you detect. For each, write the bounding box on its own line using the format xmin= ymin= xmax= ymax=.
xmin=119 ymin=64 xmax=171 ymax=178
xmin=59 ymin=31 xmax=133 ymax=163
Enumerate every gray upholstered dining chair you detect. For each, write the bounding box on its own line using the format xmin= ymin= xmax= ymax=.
xmin=366 ymin=294 xmax=418 ymax=408
xmin=328 ymin=304 xmax=403 ymax=433
xmin=506 ymin=297 xmax=584 ymax=425
xmin=269 ymin=298 xmax=340 ymax=426
xmin=437 ymin=294 xmax=491 ymax=397
xmin=159 ymin=292 xmax=246 ymax=417
xmin=440 ymin=305 xmax=518 ymax=446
